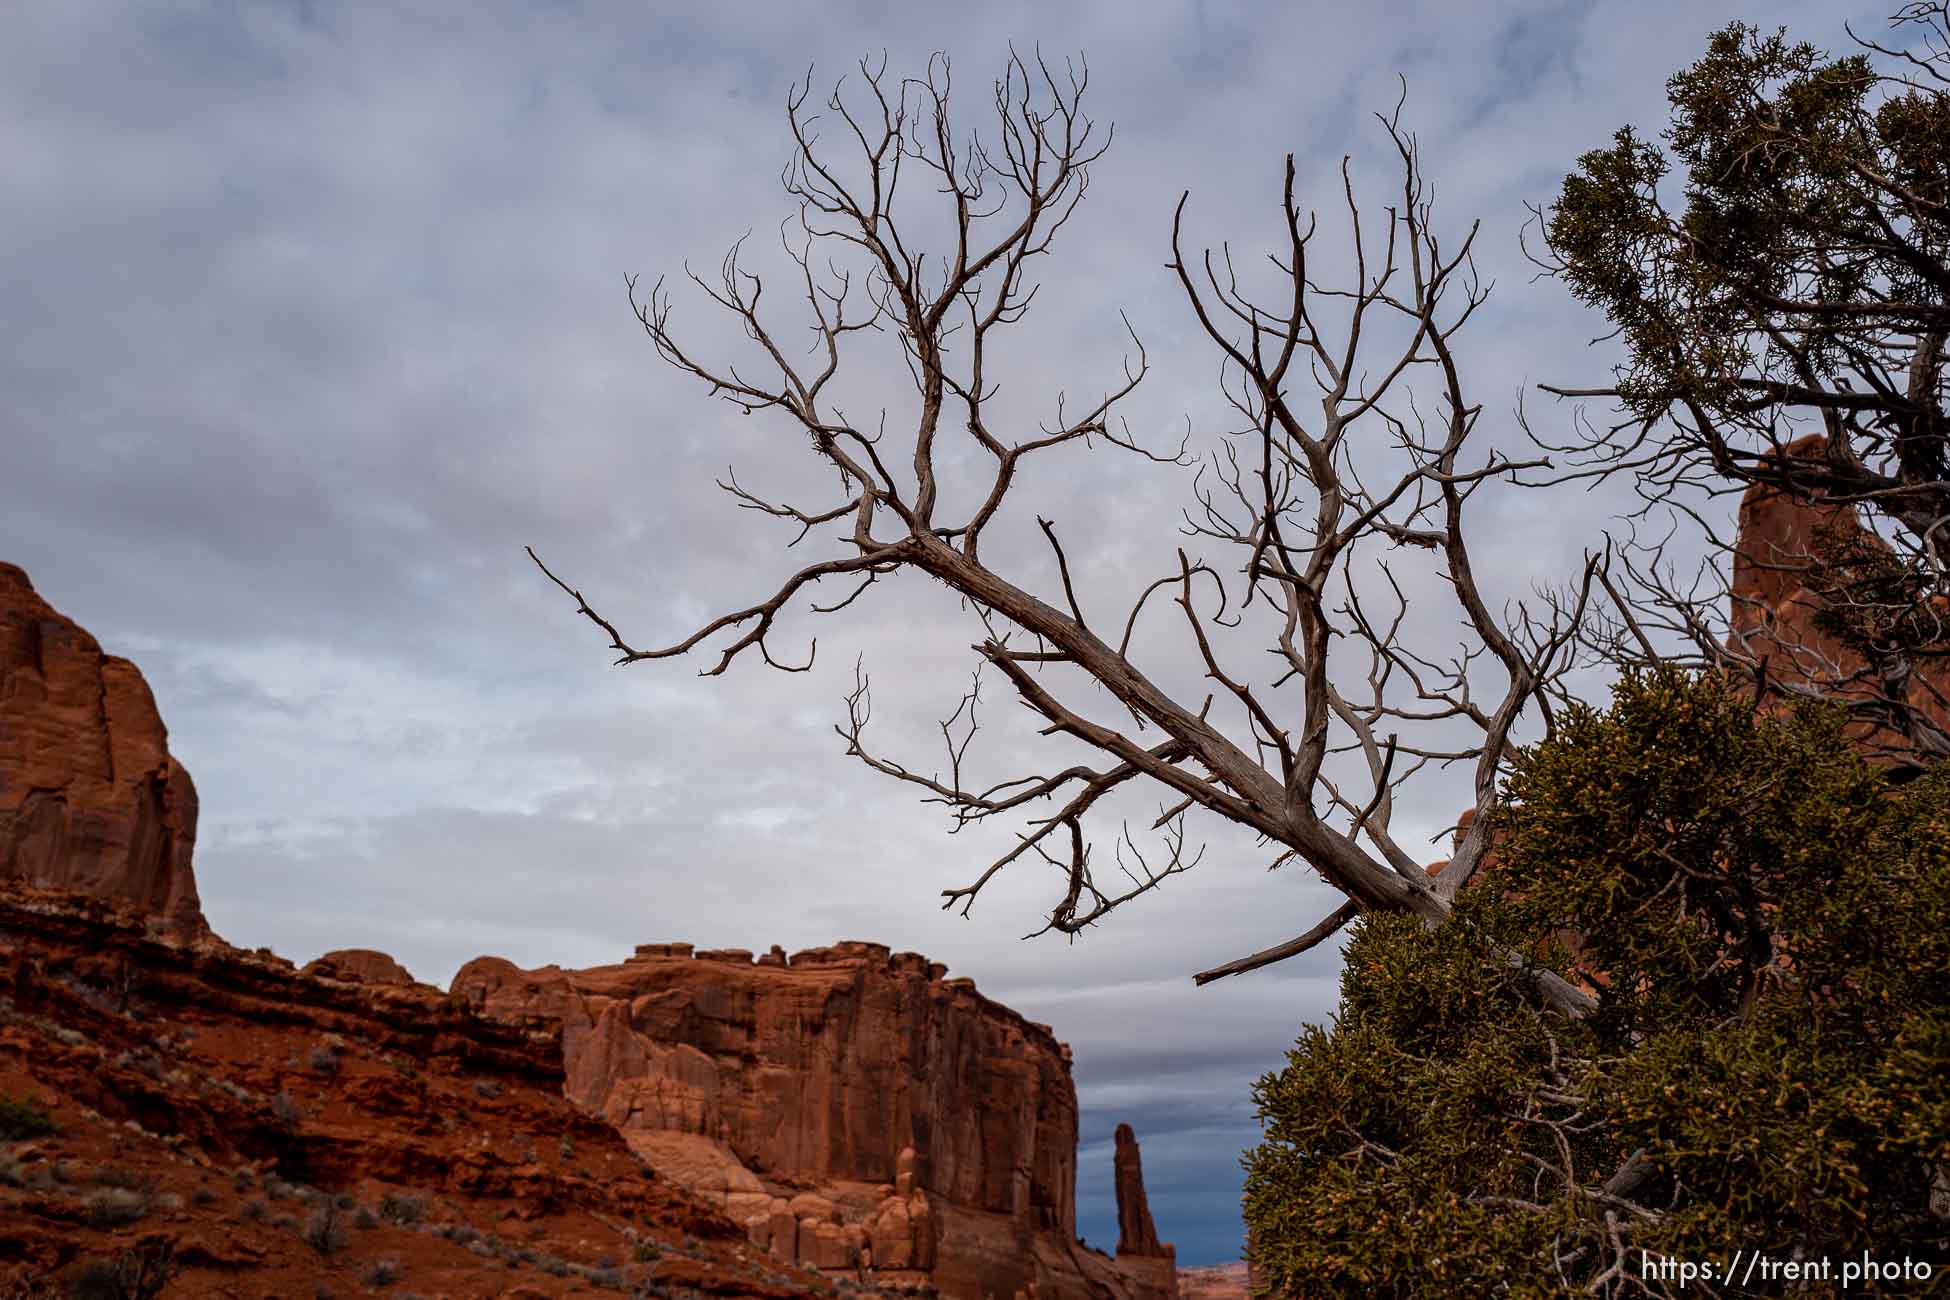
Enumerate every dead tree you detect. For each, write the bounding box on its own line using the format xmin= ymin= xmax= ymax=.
xmin=531 ymin=54 xmax=1601 ymax=1010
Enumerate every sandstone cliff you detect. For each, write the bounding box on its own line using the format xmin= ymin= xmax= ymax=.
xmin=453 ymin=942 xmax=1178 ymax=1300
xmin=0 ymin=563 xmax=205 ymax=938
xmin=1728 ymin=434 xmax=1950 ymax=761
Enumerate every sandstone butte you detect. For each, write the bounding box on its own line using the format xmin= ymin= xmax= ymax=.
xmin=0 ymin=562 xmax=205 ymax=939
xmin=0 ymin=562 xmax=1186 ymax=1299
xmin=451 ymin=943 xmax=1182 ymax=1300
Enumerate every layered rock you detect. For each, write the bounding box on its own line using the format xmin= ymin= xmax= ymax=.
xmin=302 ymin=947 xmax=422 ymax=987
xmin=0 ymin=563 xmax=205 ymax=938
xmin=1114 ymin=1124 xmax=1165 ymax=1257
xmin=1176 ymin=1261 xmax=1252 ymax=1300
xmin=1113 ymin=1123 xmax=1178 ymax=1298
xmin=0 ymin=883 xmax=811 ymax=1295
xmin=453 ymin=941 xmax=1177 ymax=1300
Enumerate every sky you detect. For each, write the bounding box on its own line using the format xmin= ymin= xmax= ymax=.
xmin=1 ymin=0 xmax=1892 ymax=1268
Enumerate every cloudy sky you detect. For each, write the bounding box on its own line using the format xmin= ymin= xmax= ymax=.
xmin=3 ymin=0 xmax=1889 ymax=1267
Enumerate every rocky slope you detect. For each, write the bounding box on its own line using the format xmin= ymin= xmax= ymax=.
xmin=0 ymin=563 xmax=205 ymax=938
xmin=453 ymin=946 xmax=1179 ymax=1300
xmin=0 ymin=884 xmax=836 ymax=1297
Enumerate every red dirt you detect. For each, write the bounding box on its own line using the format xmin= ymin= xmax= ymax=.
xmin=0 ymin=886 xmax=849 ymax=1298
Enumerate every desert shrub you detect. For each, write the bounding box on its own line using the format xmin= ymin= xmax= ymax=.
xmin=190 ymin=1185 xmax=217 ymax=1206
xmin=360 ymin=1257 xmax=401 ymax=1286
xmin=301 ymin=1203 xmax=347 ymax=1256
xmin=1243 ymin=668 xmax=1950 ymax=1297
xmin=87 ymin=1165 xmax=152 ymax=1192
xmin=83 ymin=1187 xmax=151 ymax=1228
xmin=268 ymin=1091 xmax=304 ymax=1128
xmin=307 ymin=1045 xmax=341 ymax=1077
xmin=60 ymin=1238 xmax=175 ymax=1300
xmin=472 ymin=1078 xmax=502 ymax=1100
xmin=240 ymin=1197 xmax=269 ymax=1222
xmin=0 ymin=1095 xmax=56 ymax=1141
xmin=110 ymin=1050 xmax=164 ymax=1082
xmin=352 ymin=1204 xmax=379 ymax=1230
xmin=379 ymin=1190 xmax=426 ymax=1225
xmin=0 ymin=1155 xmax=54 ymax=1194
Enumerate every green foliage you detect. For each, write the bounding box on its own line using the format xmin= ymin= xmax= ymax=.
xmin=1546 ymin=13 xmax=1949 ymax=591
xmin=1550 ymin=21 xmax=1946 ymax=419
xmin=1244 ymin=669 xmax=1950 ymax=1297
xmin=0 ymin=1094 xmax=57 ymax=1141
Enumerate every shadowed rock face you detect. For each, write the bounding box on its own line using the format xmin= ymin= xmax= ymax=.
xmin=1115 ymin=1122 xmax=1169 ymax=1259
xmin=0 ymin=563 xmax=205 ymax=938
xmin=454 ymin=942 xmax=1179 ymax=1300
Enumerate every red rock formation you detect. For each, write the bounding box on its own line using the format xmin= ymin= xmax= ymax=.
xmin=1115 ymin=1123 xmax=1167 ymax=1258
xmin=1728 ymin=434 xmax=1950 ymax=759
xmin=1731 ymin=436 xmax=1857 ymax=644
xmin=0 ymin=881 xmax=816 ymax=1296
xmin=0 ymin=564 xmax=205 ymax=938
xmin=1113 ymin=1123 xmax=1178 ymax=1299
xmin=454 ymin=941 xmax=1178 ymax=1300
xmin=302 ymin=947 xmax=421 ymax=986
xmin=1177 ymin=1261 xmax=1252 ymax=1300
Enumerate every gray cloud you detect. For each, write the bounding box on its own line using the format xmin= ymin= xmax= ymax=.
xmin=2 ymin=0 xmax=1885 ymax=1265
